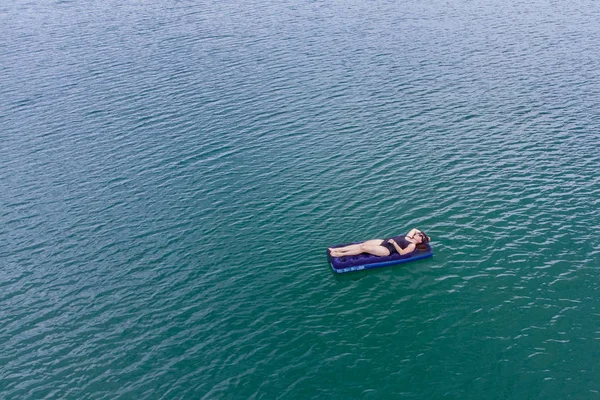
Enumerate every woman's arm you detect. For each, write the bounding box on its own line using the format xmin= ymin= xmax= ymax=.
xmin=406 ymin=228 xmax=419 ymax=238
xmin=389 ymin=239 xmax=416 ymax=255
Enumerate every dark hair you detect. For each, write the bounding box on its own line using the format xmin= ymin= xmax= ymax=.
xmin=418 ymin=232 xmax=431 ymax=244
xmin=415 ymin=243 xmax=428 ymax=251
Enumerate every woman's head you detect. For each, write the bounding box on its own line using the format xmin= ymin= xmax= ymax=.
xmin=414 ymin=230 xmax=431 ymax=244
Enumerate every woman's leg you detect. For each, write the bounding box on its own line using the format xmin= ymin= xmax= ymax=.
xmin=330 ymin=240 xmax=389 ymax=257
xmin=329 ymin=240 xmax=383 ymax=254
xmin=329 ymin=243 xmax=362 ymax=254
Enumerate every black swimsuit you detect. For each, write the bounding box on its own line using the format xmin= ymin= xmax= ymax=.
xmin=381 ymin=236 xmax=412 ymax=255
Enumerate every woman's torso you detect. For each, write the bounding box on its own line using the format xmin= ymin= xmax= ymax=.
xmin=382 ymin=235 xmax=412 ymax=253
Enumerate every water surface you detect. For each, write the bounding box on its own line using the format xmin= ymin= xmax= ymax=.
xmin=2 ymin=0 xmax=600 ymax=398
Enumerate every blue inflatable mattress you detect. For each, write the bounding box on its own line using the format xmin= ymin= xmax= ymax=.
xmin=328 ymin=242 xmax=433 ymax=273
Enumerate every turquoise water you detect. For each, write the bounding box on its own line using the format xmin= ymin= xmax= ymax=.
xmin=2 ymin=0 xmax=600 ymax=398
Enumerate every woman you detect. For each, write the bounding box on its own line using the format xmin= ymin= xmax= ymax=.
xmin=328 ymin=228 xmax=430 ymax=258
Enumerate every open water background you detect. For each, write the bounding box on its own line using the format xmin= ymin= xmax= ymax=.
xmin=2 ymin=0 xmax=600 ymax=398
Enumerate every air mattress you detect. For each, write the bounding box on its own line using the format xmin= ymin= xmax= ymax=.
xmin=328 ymin=242 xmax=433 ymax=273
